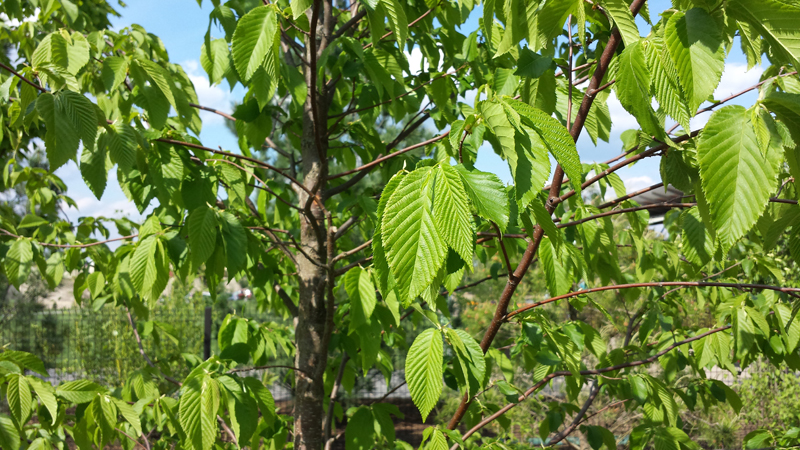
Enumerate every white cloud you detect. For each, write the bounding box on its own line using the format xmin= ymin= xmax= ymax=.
xmin=622 ymin=175 xmax=654 ymax=192
xmin=182 ymin=60 xmax=233 ymax=126
xmin=607 ymin=91 xmax=639 ymax=136
xmin=405 ymin=47 xmax=443 ymax=75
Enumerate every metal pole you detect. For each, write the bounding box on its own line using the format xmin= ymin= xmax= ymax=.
xmin=203 ymin=306 xmax=212 ymax=360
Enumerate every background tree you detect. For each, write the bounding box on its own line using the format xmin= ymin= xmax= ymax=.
xmin=1 ymin=0 xmax=800 ymax=449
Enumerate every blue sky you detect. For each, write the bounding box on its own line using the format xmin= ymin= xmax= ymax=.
xmin=55 ymin=0 xmax=765 ymax=224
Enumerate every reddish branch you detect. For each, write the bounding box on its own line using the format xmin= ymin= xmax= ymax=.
xmin=0 ymin=62 xmax=47 ymax=92
xmin=597 ymin=182 xmax=664 ymax=209
xmin=0 ymin=228 xmax=137 ymax=248
xmin=447 ymin=0 xmax=669 ymax=430
xmin=452 ymin=325 xmax=732 ymax=447
xmin=505 ymin=281 xmax=800 ymax=321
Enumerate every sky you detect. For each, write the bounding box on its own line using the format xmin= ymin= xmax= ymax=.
xmin=53 ymin=0 xmax=766 ymax=225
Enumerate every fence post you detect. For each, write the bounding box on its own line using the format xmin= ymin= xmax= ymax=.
xmin=203 ymin=307 xmax=212 ymax=360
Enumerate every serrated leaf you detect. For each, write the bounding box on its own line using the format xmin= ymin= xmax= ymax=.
xmin=179 ymin=375 xmax=218 ymax=450
xmin=137 ymin=58 xmax=178 ymax=111
xmin=55 ymin=380 xmax=105 ymax=403
xmin=434 ymin=164 xmax=475 ymax=264
xmin=80 ymin=135 xmax=108 ymax=199
xmin=665 ymin=8 xmax=725 ymax=113
xmin=345 ymin=266 xmax=377 ymax=331
xmin=232 ymin=6 xmax=278 ymax=83
xmin=290 ymin=0 xmax=312 ymax=18
xmin=4 ymin=239 xmax=32 ymax=289
xmin=728 ymin=0 xmax=800 ymax=69
xmin=219 ymin=211 xmax=247 ymax=277
xmin=36 ymin=91 xmax=97 ymax=171
xmin=27 ymin=376 xmax=57 ymax=425
xmin=601 ymin=0 xmax=639 ymax=46
xmin=679 ymin=207 xmax=714 ymax=266
xmin=102 ymin=56 xmax=129 ymax=92
xmin=406 ymin=328 xmax=443 ymax=422
xmin=505 ymin=98 xmax=582 ymax=195
xmin=189 ymin=206 xmax=218 ymax=268
xmin=112 ymin=397 xmax=143 ymax=436
xmin=373 ymin=172 xmax=406 ymax=297
xmin=697 ymin=106 xmax=783 ymax=253
xmin=645 ymin=37 xmax=691 ymax=133
xmin=539 ymin=236 xmax=571 ymax=296
xmin=454 ymin=165 xmax=510 ymax=232
xmin=382 ymin=167 xmax=447 ymax=302
xmin=200 ymin=38 xmax=230 ymax=86
xmin=382 ymin=0 xmax=408 ymax=47
xmin=87 ymin=271 xmax=105 ymax=299
xmin=243 ymin=377 xmax=276 ymax=426
xmin=7 ymin=374 xmax=31 ymax=426
xmin=615 ymin=41 xmax=667 ymax=142
xmin=0 ymin=415 xmax=19 ymax=450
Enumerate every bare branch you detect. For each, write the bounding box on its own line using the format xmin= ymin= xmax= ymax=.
xmin=452 ymin=325 xmax=733 ymax=448
xmin=505 ymin=281 xmax=800 ymax=321
xmin=0 ymin=228 xmax=137 ymax=248
xmin=0 ymin=62 xmax=46 ymax=92
xmin=332 ymin=239 xmax=372 ymax=263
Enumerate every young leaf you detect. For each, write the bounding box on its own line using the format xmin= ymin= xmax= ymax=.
xmin=345 ymin=266 xmax=378 ymax=331
xmin=179 ymin=375 xmax=219 ymax=450
xmin=697 ymin=106 xmax=783 ymax=253
xmin=433 ymin=164 xmax=475 ymax=264
xmin=454 ymin=165 xmax=510 ymax=232
xmin=382 ymin=167 xmax=447 ymax=302
xmin=600 ymin=0 xmax=640 ymax=46
xmin=231 ymin=6 xmax=278 ymax=83
xmin=665 ymin=8 xmax=725 ymax=113
xmin=189 ymin=206 xmax=218 ymax=268
xmin=4 ymin=239 xmax=32 ymax=289
xmin=406 ymin=328 xmax=443 ymax=422
xmin=615 ymin=41 xmax=667 ymax=142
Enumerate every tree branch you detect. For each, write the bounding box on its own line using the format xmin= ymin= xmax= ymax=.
xmin=331 ymin=239 xmax=372 ymax=263
xmin=505 ymin=281 xmax=800 ymax=321
xmin=274 ymin=282 xmax=299 ymax=317
xmin=452 ymin=325 xmax=732 ymax=448
xmin=0 ymin=229 xmax=137 ymax=248
xmin=0 ymin=62 xmax=46 ymax=92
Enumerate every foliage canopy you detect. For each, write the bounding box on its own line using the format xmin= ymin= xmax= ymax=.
xmin=1 ymin=0 xmax=800 ymax=449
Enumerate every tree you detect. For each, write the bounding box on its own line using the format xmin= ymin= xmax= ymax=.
xmin=1 ymin=0 xmax=800 ymax=449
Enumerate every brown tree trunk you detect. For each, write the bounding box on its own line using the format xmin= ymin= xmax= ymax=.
xmin=293 ymin=2 xmax=330 ymax=446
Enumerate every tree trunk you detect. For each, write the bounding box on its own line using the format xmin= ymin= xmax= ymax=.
xmin=293 ymin=12 xmax=330 ymax=446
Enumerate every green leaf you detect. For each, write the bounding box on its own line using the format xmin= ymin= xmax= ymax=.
xmin=345 ymin=266 xmax=378 ymax=331
xmin=645 ymin=36 xmax=691 ymax=133
xmin=600 ymin=0 xmax=639 ymax=46
xmin=515 ymin=48 xmax=553 ymax=78
xmin=232 ymin=6 xmax=278 ymax=83
xmin=200 ymin=38 xmax=230 ymax=86
xmin=0 ymin=415 xmax=19 ymax=450
xmin=219 ymin=211 xmax=247 ymax=277
xmin=427 ymin=428 xmax=449 ymax=450
xmin=505 ymin=98 xmax=582 ymax=195
xmin=189 ymin=206 xmax=218 ymax=267
xmin=290 ymin=0 xmax=312 ymax=18
xmin=345 ymin=406 xmax=376 ymax=450
xmin=27 ymin=377 xmax=58 ymax=425
xmin=728 ymin=0 xmax=800 ymax=69
xmin=697 ymin=106 xmax=783 ymax=253
xmin=665 ymin=9 xmax=725 ymax=112
xmin=406 ymin=328 xmax=443 ymax=422
xmin=4 ymin=239 xmax=32 ymax=289
xmin=453 ymin=165 xmax=510 ymax=232
xmin=382 ymin=0 xmax=408 ymax=47
xmin=764 ymin=92 xmax=800 ymax=144
xmin=179 ymin=375 xmax=219 ymax=450
xmin=136 ymin=58 xmax=178 ymax=111
xmin=243 ymin=377 xmax=276 ymax=426
xmin=80 ymin=136 xmax=108 ymax=199
xmin=529 ymin=195 xmax=560 ymax=246
xmin=112 ymin=397 xmax=143 ymax=436
xmin=382 ymin=167 xmax=447 ymax=302
xmin=6 ymin=374 xmax=31 ymax=426
xmin=448 ymin=329 xmax=486 ymax=396
xmin=539 ymin=236 xmax=571 ymax=296
xmin=615 ymin=41 xmax=667 ymax=142
xmin=102 ymin=56 xmax=129 ymax=92
xmin=130 ymin=236 xmax=171 ymax=304
xmin=433 ymin=164 xmax=475 ymax=264
xmin=36 ymin=91 xmax=97 ymax=171
xmin=373 ymin=172 xmax=406 ymax=297
xmin=87 ymin=271 xmax=105 ymax=299
xmin=679 ymin=207 xmax=714 ymax=266
xmin=0 ymin=351 xmax=47 ymax=376
xmin=55 ymin=379 xmax=105 ymax=403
